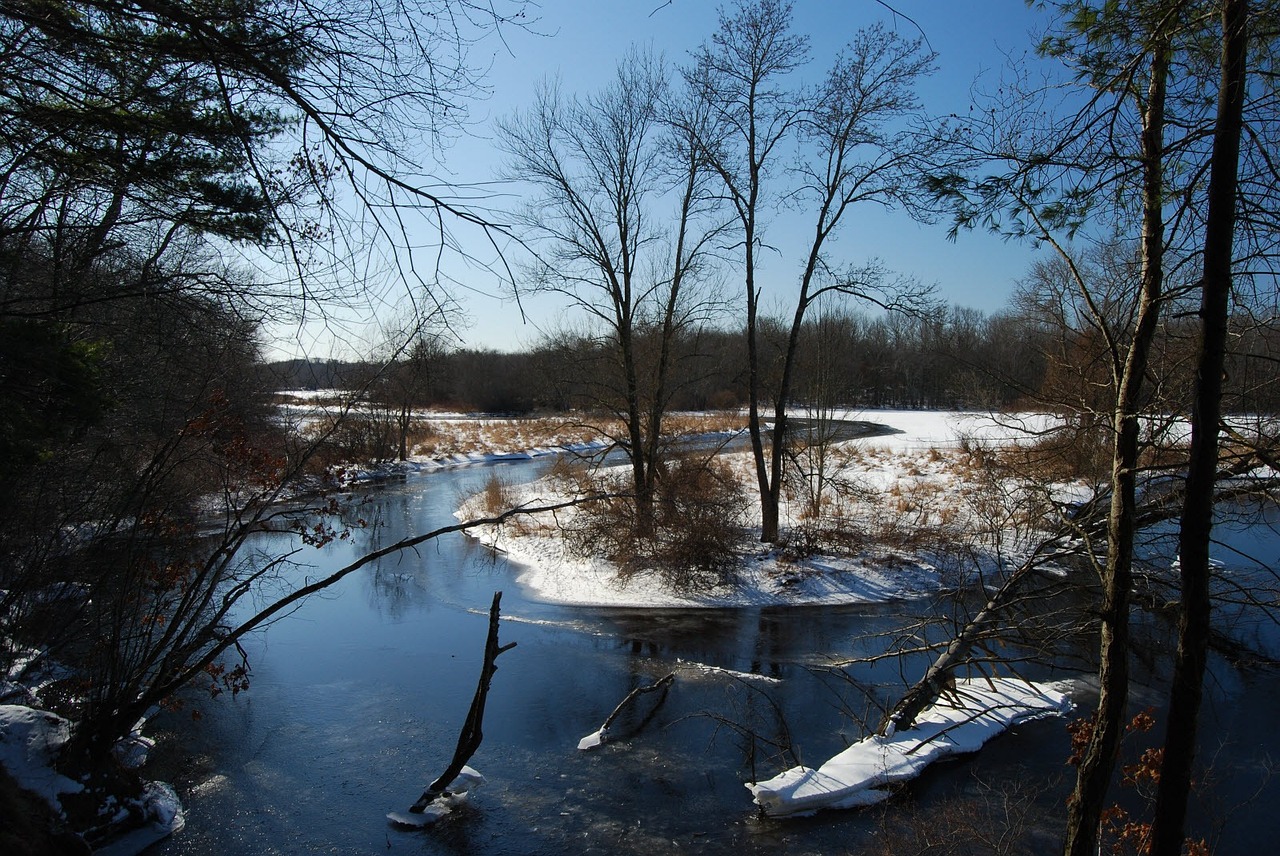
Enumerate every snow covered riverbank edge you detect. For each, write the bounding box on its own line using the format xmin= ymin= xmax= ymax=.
xmin=458 ymin=410 xmax=1063 ymax=609
xmin=0 ymin=704 xmax=184 ymax=854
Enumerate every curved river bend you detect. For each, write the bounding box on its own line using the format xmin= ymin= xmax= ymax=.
xmin=148 ymin=456 xmax=1278 ymax=855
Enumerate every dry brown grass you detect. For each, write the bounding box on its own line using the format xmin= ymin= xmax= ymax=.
xmin=404 ymin=411 xmax=746 ymax=461
xmin=663 ymin=411 xmax=749 ymax=436
xmin=482 ymin=473 xmax=511 ymax=516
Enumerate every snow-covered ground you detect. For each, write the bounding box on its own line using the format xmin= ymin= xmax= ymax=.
xmin=461 ymin=410 xmax=1079 ymax=608
xmin=0 ymin=704 xmax=184 ymax=853
xmin=747 ymin=677 xmax=1075 ymax=816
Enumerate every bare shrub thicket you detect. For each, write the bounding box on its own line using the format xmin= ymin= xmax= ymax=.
xmin=563 ymin=455 xmax=747 ymax=593
xmin=867 ymin=768 xmax=1063 ymax=856
xmin=308 ymin=411 xmax=397 ymax=468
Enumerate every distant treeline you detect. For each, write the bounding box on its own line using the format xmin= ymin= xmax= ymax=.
xmin=263 ymin=304 xmax=1280 ymax=415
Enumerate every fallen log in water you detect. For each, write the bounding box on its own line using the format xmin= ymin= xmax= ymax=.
xmin=578 ymin=672 xmax=676 ymax=750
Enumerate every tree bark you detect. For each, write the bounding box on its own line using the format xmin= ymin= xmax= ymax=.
xmin=1150 ymin=3 xmax=1248 ymax=852
xmin=879 ymin=548 xmax=1057 ymax=734
xmin=1064 ymin=32 xmax=1169 ymax=856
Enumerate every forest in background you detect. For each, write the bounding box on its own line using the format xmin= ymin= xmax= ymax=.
xmin=262 ymin=302 xmax=1280 ymax=417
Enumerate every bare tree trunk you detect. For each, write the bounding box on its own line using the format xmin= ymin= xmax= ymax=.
xmin=879 ymin=549 xmax=1056 ymax=734
xmin=1064 ymin=35 xmax=1170 ymax=856
xmin=1150 ymin=3 xmax=1248 ymax=852
xmin=745 ymin=232 xmax=777 ymax=543
xmin=398 ymin=402 xmax=410 ymax=462
xmin=619 ymin=316 xmax=654 ymax=536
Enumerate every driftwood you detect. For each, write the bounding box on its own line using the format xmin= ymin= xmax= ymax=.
xmin=578 ymin=672 xmax=676 ymax=750
xmin=390 ymin=591 xmax=515 ymax=825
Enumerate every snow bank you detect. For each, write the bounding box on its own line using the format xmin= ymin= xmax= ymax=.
xmin=0 ymin=704 xmax=84 ymax=810
xmin=485 ymin=534 xmax=945 ymax=608
xmin=0 ymin=704 xmax=186 ymax=855
xmin=93 ymin=781 xmax=186 ymax=856
xmin=747 ymin=677 xmax=1073 ymax=817
xmin=817 ymin=410 xmax=1057 ymax=453
xmin=462 ymin=410 xmax=1072 ymax=608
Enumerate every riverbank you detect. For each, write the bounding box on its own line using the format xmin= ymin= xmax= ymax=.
xmin=459 ymin=410 xmax=1074 ymax=608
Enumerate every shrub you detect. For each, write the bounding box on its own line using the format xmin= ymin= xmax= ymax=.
xmin=307 ymin=410 xmax=397 ymax=468
xmin=562 ymin=454 xmax=747 ymax=594
xmin=647 ymin=456 xmax=747 ymax=591
xmin=482 ymin=472 xmax=513 ymax=516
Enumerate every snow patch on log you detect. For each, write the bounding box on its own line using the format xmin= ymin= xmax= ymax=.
xmin=576 ymin=729 xmax=605 ymax=751
xmin=747 ymin=678 xmax=1074 ymax=817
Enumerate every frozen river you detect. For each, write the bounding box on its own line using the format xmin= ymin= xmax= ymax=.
xmin=146 ymin=455 xmax=1279 ymax=854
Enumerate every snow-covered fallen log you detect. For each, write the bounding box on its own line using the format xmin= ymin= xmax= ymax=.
xmin=747 ymin=678 xmax=1073 ymax=817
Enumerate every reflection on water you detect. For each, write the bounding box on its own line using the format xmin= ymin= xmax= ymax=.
xmin=147 ymin=460 xmax=1278 ymax=854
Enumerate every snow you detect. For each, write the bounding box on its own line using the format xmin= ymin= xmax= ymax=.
xmin=0 ymin=704 xmax=83 ymax=811
xmin=338 ymin=438 xmax=610 ymax=485
xmin=112 ymin=730 xmax=155 ymax=770
xmin=576 ymin=729 xmax=605 ymax=751
xmin=462 ymin=410 xmax=1078 ymax=608
xmin=746 ymin=678 xmax=1074 ymax=817
xmin=675 ymin=658 xmax=782 ymax=684
xmin=486 ymin=536 xmax=948 ymax=609
xmin=0 ymin=704 xmax=185 ymax=854
xmin=386 ymin=766 xmax=486 ymax=827
xmin=93 ymin=782 xmax=186 ymax=856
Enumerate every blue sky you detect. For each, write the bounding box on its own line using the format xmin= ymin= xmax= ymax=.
xmin=280 ymin=1 xmax=1061 ymax=359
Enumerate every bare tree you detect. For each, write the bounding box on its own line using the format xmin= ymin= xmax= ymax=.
xmin=930 ymin=2 xmax=1280 ymax=850
xmin=367 ymin=311 xmax=452 ymax=461
xmin=762 ymin=22 xmax=943 ymax=542
xmin=683 ymin=0 xmax=808 ymax=542
xmin=0 ymin=0 xmax=533 ymax=324
xmin=497 ymin=49 xmax=722 ymax=531
xmin=1151 ymin=1 xmax=1250 ymax=850
xmin=686 ymin=3 xmax=943 ymax=541
xmin=0 ymin=0 xmax=544 ymax=803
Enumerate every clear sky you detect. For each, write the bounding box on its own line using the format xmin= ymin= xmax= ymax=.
xmin=275 ymin=1 xmax=1059 ymax=360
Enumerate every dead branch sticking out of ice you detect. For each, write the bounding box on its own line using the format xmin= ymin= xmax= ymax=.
xmin=577 ymin=672 xmax=675 ymax=750
xmin=747 ymin=678 xmax=1073 ymax=817
xmin=389 ymin=591 xmax=513 ymax=828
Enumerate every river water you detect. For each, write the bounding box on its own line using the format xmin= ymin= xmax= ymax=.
xmin=146 ymin=457 xmax=1279 ymax=855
